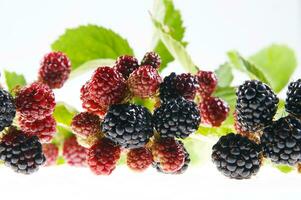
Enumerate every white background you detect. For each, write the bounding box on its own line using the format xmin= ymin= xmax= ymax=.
xmin=0 ymin=0 xmax=301 ymax=199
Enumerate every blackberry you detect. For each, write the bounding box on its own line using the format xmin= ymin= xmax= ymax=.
xmin=153 ymin=97 xmax=200 ymax=139
xmin=0 ymin=127 xmax=45 ymax=174
xmin=0 ymin=89 xmax=16 ymax=131
xmin=212 ymin=133 xmax=262 ymax=179
xmin=101 ymin=103 xmax=153 ymax=149
xmin=141 ymin=52 xmax=161 ymax=69
xmin=151 ymin=137 xmax=185 ymax=173
xmin=154 ymin=141 xmax=190 ymax=174
xmin=113 ymin=55 xmax=139 ymax=79
xmin=235 ymin=80 xmax=279 ymax=133
xmin=175 ymin=73 xmax=199 ymax=100
xmin=285 ymin=79 xmax=301 ymax=117
xmin=261 ymin=116 xmax=301 ymax=166
xmin=159 ymin=72 xmax=180 ymax=102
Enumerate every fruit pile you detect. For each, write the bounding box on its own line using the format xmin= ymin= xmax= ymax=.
xmin=212 ymin=79 xmax=301 ymax=179
xmin=0 ymin=51 xmax=231 ymax=175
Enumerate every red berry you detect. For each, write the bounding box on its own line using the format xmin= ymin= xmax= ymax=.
xmin=71 ymin=112 xmax=101 ymax=138
xmin=113 ymin=55 xmax=139 ymax=79
xmin=127 ymin=147 xmax=153 ymax=172
xmin=80 ymin=67 xmax=127 ymax=115
xmin=63 ymin=135 xmax=88 ymax=167
xmin=199 ymin=96 xmax=229 ymax=127
xmin=38 ymin=52 xmax=71 ymax=89
xmin=19 ymin=115 xmax=56 ymax=143
xmin=87 ymin=138 xmax=121 ymax=175
xmin=80 ymin=81 xmax=107 ymax=116
xmin=196 ymin=71 xmax=217 ymax=97
xmin=175 ymin=73 xmax=199 ymax=100
xmin=15 ymin=82 xmax=55 ymax=121
xmin=152 ymin=137 xmax=185 ymax=173
xmin=141 ymin=52 xmax=161 ymax=69
xmin=42 ymin=143 xmax=59 ymax=166
xmin=128 ymin=65 xmax=162 ymax=98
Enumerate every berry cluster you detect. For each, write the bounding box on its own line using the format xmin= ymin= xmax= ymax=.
xmin=212 ymin=79 xmax=301 ymax=179
xmin=0 ymin=52 xmax=71 ymax=174
xmin=70 ymin=52 xmax=229 ymax=175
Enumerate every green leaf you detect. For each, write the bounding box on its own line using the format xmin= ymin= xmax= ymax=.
xmin=214 ymin=86 xmax=236 ymax=109
xmin=275 ymin=165 xmax=295 ymax=174
xmin=3 ymin=70 xmax=27 ymax=94
xmin=151 ymin=17 xmax=198 ymax=74
xmin=69 ymin=58 xmax=115 ymax=79
xmin=215 ymin=63 xmax=233 ymax=87
xmin=227 ymin=51 xmax=270 ymax=85
xmin=274 ymin=99 xmax=287 ymax=120
xmin=53 ymin=102 xmax=78 ymax=128
xmin=249 ymin=44 xmax=297 ymax=93
xmin=52 ymin=25 xmax=134 ymax=71
xmin=152 ymin=0 xmax=186 ymax=70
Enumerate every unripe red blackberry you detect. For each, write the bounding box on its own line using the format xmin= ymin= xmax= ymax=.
xmin=175 ymin=73 xmax=199 ymax=100
xmin=151 ymin=137 xmax=185 ymax=173
xmin=80 ymin=67 xmax=127 ymax=115
xmin=42 ymin=143 xmax=59 ymax=166
xmin=127 ymin=147 xmax=153 ymax=172
xmin=0 ymin=127 xmax=46 ymax=174
xmin=141 ymin=52 xmax=161 ymax=69
xmin=87 ymin=137 xmax=121 ymax=175
xmin=38 ymin=52 xmax=71 ymax=89
xmin=128 ymin=65 xmax=162 ymax=98
xmin=199 ymin=96 xmax=230 ymax=127
xmin=113 ymin=55 xmax=139 ymax=79
xmin=19 ymin=115 xmax=56 ymax=143
xmin=15 ymin=82 xmax=55 ymax=121
xmin=196 ymin=70 xmax=217 ymax=97
xmin=71 ymin=112 xmax=101 ymax=138
xmin=63 ymin=135 xmax=88 ymax=167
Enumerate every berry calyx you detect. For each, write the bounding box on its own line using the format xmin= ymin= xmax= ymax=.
xmin=38 ymin=51 xmax=71 ymax=89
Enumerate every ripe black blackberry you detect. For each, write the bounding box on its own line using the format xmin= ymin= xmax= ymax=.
xmin=101 ymin=103 xmax=153 ymax=149
xmin=0 ymin=127 xmax=45 ymax=174
xmin=0 ymin=89 xmax=16 ymax=131
xmin=261 ymin=116 xmax=301 ymax=166
xmin=212 ymin=133 xmax=262 ymax=179
xmin=153 ymin=97 xmax=200 ymax=139
xmin=285 ymin=79 xmax=301 ymax=117
xmin=159 ymin=72 xmax=179 ymax=102
xmin=235 ymin=80 xmax=279 ymax=133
